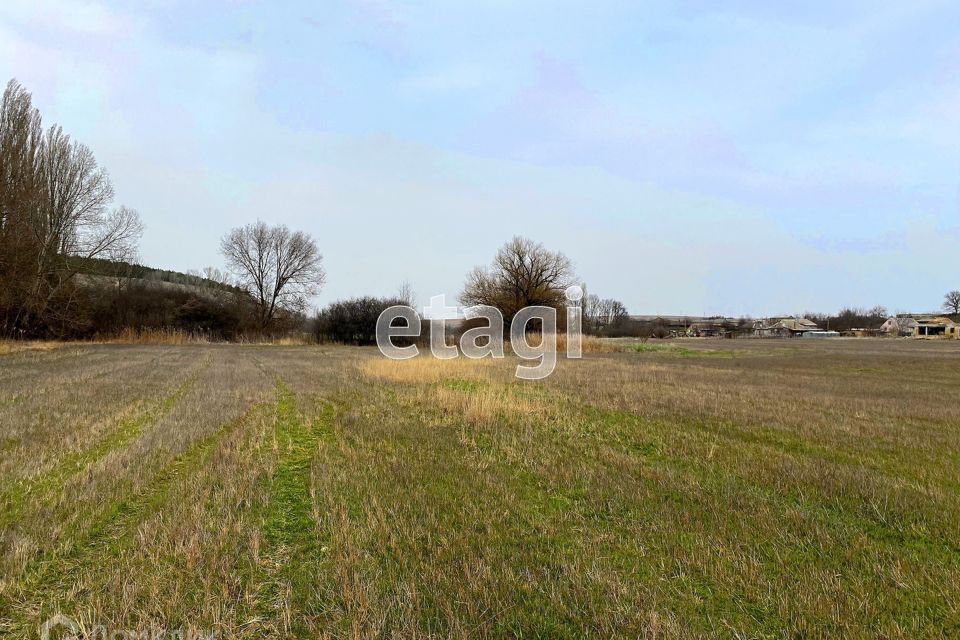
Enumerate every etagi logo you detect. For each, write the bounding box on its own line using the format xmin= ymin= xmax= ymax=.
xmin=376 ymin=286 xmax=583 ymax=380
xmin=39 ymin=613 xmax=215 ymax=639
xmin=40 ymin=614 xmax=80 ymax=640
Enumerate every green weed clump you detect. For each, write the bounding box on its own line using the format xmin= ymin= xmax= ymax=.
xmin=628 ymin=342 xmax=739 ymax=356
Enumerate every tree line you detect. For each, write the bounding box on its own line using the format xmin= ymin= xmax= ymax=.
xmin=312 ymin=236 xmax=634 ymax=344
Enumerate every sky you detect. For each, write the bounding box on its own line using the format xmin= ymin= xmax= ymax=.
xmin=2 ymin=0 xmax=959 ymax=316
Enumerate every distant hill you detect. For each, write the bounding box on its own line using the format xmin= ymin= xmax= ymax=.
xmin=57 ymin=256 xmax=255 ymax=339
xmin=69 ymin=256 xmax=243 ymax=296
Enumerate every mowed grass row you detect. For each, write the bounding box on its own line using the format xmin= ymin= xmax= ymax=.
xmin=0 ymin=341 xmax=958 ymax=637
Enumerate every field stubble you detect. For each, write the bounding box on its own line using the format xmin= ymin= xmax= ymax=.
xmin=0 ymin=338 xmax=958 ymax=638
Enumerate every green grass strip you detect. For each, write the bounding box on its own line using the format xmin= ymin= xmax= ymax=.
xmin=0 ymin=401 xmax=265 ymax=636
xmin=628 ymin=343 xmax=740 ymax=357
xmin=0 ymin=373 xmax=199 ymax=529
xmin=254 ymin=380 xmax=336 ymax=635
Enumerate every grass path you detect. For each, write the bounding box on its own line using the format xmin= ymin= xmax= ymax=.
xmin=252 ymin=380 xmax=338 ymax=636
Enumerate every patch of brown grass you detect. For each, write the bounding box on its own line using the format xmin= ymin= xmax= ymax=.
xmin=103 ymin=327 xmax=212 ymax=345
xmin=552 ymin=332 xmax=624 ymax=353
xmin=0 ymin=340 xmax=68 ymax=356
xmin=267 ymin=334 xmax=313 ymax=346
xmin=361 ymin=352 xmax=566 ymax=425
xmin=361 ymin=353 xmax=497 ymax=384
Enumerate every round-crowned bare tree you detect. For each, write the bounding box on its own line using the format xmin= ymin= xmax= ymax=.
xmin=460 ymin=236 xmax=575 ymax=327
xmin=944 ymin=290 xmax=960 ymax=315
xmin=220 ymin=221 xmax=325 ymax=329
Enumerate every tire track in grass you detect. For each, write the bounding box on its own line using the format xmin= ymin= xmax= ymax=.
xmin=0 ymin=397 xmax=267 ymax=636
xmin=0 ymin=344 xmax=147 ymax=388
xmin=253 ymin=380 xmax=337 ymax=636
xmin=7 ymin=377 xmax=333 ymax=636
xmin=0 ymin=359 xmax=207 ymax=529
xmin=0 ymin=350 xmax=178 ymax=465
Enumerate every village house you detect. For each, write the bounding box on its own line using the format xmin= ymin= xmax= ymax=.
xmin=879 ymin=316 xmax=917 ymax=336
xmin=753 ymin=317 xmax=821 ymax=338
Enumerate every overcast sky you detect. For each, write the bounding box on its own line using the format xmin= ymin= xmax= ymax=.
xmin=2 ymin=1 xmax=959 ymax=316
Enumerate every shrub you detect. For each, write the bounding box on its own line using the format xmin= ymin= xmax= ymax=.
xmin=314 ymin=296 xmax=409 ymax=345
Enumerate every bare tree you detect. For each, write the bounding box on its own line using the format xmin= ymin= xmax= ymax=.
xmin=396 ymin=280 xmax=416 ymax=307
xmin=460 ymin=236 xmax=575 ymax=327
xmin=220 ymin=221 xmax=325 ymax=329
xmin=202 ymin=266 xmax=234 ymax=288
xmin=944 ymin=290 xmax=960 ymax=315
xmin=24 ymin=131 xmax=142 ymax=326
xmin=583 ymin=294 xmax=629 ymax=334
xmin=584 ymin=293 xmax=602 ymax=333
xmin=606 ymin=299 xmax=629 ymax=326
xmin=867 ymin=305 xmax=888 ymax=320
xmin=38 ymin=126 xmax=114 ymax=254
xmin=1 ymin=79 xmax=143 ymax=335
xmin=0 ymin=80 xmax=44 ymax=330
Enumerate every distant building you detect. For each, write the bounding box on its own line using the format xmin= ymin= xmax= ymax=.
xmin=880 ymin=315 xmax=957 ymax=338
xmin=845 ymin=328 xmax=882 ymax=337
xmin=879 ymin=316 xmax=918 ymax=336
xmin=915 ymin=316 xmax=958 ymax=338
xmin=754 ymin=317 xmax=821 ymax=337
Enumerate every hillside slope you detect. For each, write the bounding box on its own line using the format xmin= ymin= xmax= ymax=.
xmin=71 ymin=257 xmax=243 ymax=296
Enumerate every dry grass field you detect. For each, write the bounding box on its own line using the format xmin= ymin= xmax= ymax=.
xmin=1 ymin=339 xmax=959 ymax=638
